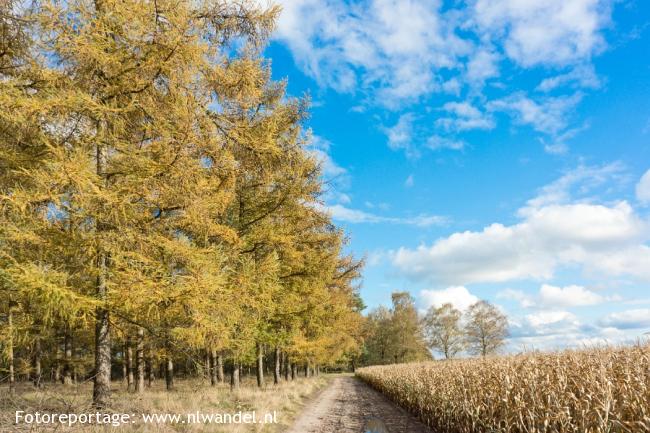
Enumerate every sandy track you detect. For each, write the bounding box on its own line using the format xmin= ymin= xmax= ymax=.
xmin=285 ymin=376 xmax=433 ymax=433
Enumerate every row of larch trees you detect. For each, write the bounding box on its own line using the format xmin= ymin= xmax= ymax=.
xmin=0 ymin=0 xmax=365 ymax=407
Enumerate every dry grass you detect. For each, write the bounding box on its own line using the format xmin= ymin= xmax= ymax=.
xmin=0 ymin=375 xmax=329 ymax=432
xmin=357 ymin=343 xmax=650 ymax=433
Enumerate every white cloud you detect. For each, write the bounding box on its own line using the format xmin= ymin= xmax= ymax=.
xmin=540 ymin=123 xmax=591 ymax=155
xmin=538 ymin=284 xmax=606 ymax=307
xmin=426 ymin=135 xmax=465 ymax=151
xmin=273 ymin=0 xmax=612 ymax=108
xmin=488 ymin=92 xmax=583 ymax=135
xmin=308 ymin=134 xmax=354 ymax=206
xmin=383 ymin=113 xmax=418 ymax=157
xmin=404 ymin=174 xmax=414 ymax=188
xmin=600 ymin=309 xmax=650 ymax=330
xmin=500 ymin=284 xmax=615 ymax=309
xmin=392 ymin=201 xmax=650 ymax=284
xmin=383 ymin=115 xmax=466 ymax=155
xmin=507 ymin=326 xmax=643 ymax=352
xmin=498 ymin=288 xmax=536 ymax=308
xmin=404 ymin=214 xmax=449 ymax=227
xmin=526 ymin=310 xmax=577 ymax=327
xmin=272 ymin=0 xmax=614 ymax=156
xmin=537 ymin=64 xmax=602 ymax=92
xmin=320 ymin=203 xmax=447 ymax=227
xmin=487 ymin=91 xmax=588 ymax=153
xmin=443 ymin=101 xmax=483 ymax=118
xmin=324 ymin=204 xmax=383 ymax=224
xmin=420 ymin=286 xmax=479 ymax=311
xmin=523 ymin=163 xmax=626 ymax=210
xmin=465 ymin=48 xmax=500 ymax=86
xmin=636 ymin=169 xmax=650 ymax=205
xmin=506 ymin=309 xmax=650 ymax=351
xmin=273 ymin=0 xmax=470 ymax=106
xmin=436 ymin=101 xmax=495 ymax=131
xmin=391 ymin=165 xmax=650 ymax=285
xmin=472 ymin=0 xmax=611 ymax=67
xmin=309 ymin=135 xmax=347 ymax=179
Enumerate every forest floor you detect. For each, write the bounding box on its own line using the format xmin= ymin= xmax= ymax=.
xmin=285 ymin=376 xmax=432 ymax=433
xmin=1 ymin=375 xmax=329 ymax=432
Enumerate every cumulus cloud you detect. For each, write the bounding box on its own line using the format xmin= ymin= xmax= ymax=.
xmin=391 ymin=165 xmax=650 ymax=285
xmin=600 ymin=309 xmax=650 ymax=330
xmin=420 ymin=286 xmax=479 ymax=311
xmin=499 ymin=284 xmax=617 ymax=309
xmin=525 ymin=310 xmax=578 ymax=328
xmin=538 ymin=284 xmax=607 ymax=307
xmin=393 ymin=201 xmax=650 ymax=284
xmin=636 ymin=169 xmax=650 ymax=205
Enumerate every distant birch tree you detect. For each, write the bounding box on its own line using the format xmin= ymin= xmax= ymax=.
xmin=464 ymin=301 xmax=509 ymax=357
xmin=423 ymin=303 xmax=465 ymax=359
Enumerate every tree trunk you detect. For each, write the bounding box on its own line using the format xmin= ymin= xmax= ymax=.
xmin=8 ymin=306 xmax=15 ymax=394
xmin=256 ymin=342 xmax=264 ymax=388
xmin=93 ymin=250 xmax=111 ymax=408
xmin=284 ymin=355 xmax=290 ymax=381
xmin=63 ymin=330 xmax=73 ymax=385
xmin=126 ymin=339 xmax=134 ymax=390
xmin=146 ymin=356 xmax=154 ymax=387
xmin=135 ymin=328 xmax=145 ymax=393
xmin=210 ymin=349 xmax=218 ymax=386
xmin=273 ymin=347 xmax=280 ymax=385
xmin=291 ymin=363 xmax=296 ymax=380
xmin=54 ymin=360 xmax=61 ymax=383
xmin=122 ymin=347 xmax=127 ymax=384
xmin=32 ymin=335 xmax=42 ymax=388
xmin=230 ymin=361 xmax=240 ymax=390
xmin=165 ymin=357 xmax=174 ymax=390
xmin=216 ymin=352 xmax=224 ymax=383
xmin=204 ymin=350 xmax=211 ymax=381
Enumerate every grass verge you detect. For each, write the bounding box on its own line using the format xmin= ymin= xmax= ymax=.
xmin=1 ymin=375 xmax=330 ymax=432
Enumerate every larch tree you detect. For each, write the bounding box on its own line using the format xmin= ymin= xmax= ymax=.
xmin=0 ymin=0 xmax=365 ymax=403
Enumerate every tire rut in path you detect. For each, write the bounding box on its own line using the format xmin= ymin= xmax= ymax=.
xmin=286 ymin=376 xmax=433 ymax=433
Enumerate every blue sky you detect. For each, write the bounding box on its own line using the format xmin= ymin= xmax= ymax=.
xmin=264 ymin=0 xmax=650 ymax=351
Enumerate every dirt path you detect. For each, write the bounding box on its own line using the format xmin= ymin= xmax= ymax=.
xmin=286 ymin=376 xmax=433 ymax=433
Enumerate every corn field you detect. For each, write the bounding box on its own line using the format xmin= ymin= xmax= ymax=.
xmin=356 ymin=343 xmax=650 ymax=433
